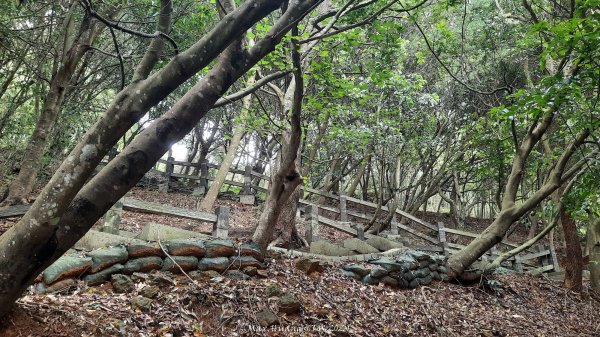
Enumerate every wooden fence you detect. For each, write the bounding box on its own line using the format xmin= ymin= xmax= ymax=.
xmin=99 ymin=150 xmax=559 ymax=273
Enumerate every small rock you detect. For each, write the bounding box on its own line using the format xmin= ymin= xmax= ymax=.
xmin=414 ymin=268 xmax=430 ymax=278
xmin=370 ymin=267 xmax=388 ymax=278
xmin=111 ymin=274 xmax=134 ymax=293
xmin=342 ymin=264 xmax=370 ymax=277
xmin=243 ymin=266 xmax=258 ymax=276
xmin=127 ymin=243 xmax=164 ymax=258
xmin=204 ymin=240 xmax=236 ymax=257
xmin=438 ymin=265 xmax=447 ymax=274
xmin=428 ymin=263 xmax=439 ymax=271
xmin=230 ymin=256 xmax=265 ymax=269
xmin=256 ymin=308 xmax=278 ymax=327
xmin=131 ymin=295 xmax=152 ymax=311
xmin=161 ymin=256 xmax=198 ymax=273
xmin=43 ymin=256 xmax=92 ymax=285
xmin=148 ymin=272 xmax=174 ymax=286
xmin=140 ymin=285 xmax=160 ymax=298
xmin=431 ymin=271 xmax=441 ymax=281
xmin=166 ymin=239 xmax=206 ymax=257
xmin=198 ymin=257 xmax=230 ymax=272
xmin=83 ymin=264 xmax=125 ymax=285
xmin=278 ymin=293 xmax=302 ymax=314
xmin=87 ymin=246 xmax=128 ymax=273
xmin=238 ymin=242 xmax=264 ymax=261
xmin=265 ymin=284 xmax=283 ymax=297
xmin=123 ymin=257 xmax=163 ymax=274
xmin=408 ymin=278 xmax=420 ymax=288
xmin=381 ymin=276 xmax=399 ymax=287
xmin=362 ymin=275 xmax=379 ymax=285
xmin=340 ymin=269 xmax=362 ymax=281
xmin=419 ymin=274 xmax=433 ymax=286
xmin=200 ymin=270 xmax=223 ymax=279
xmin=256 ymin=269 xmax=268 ymax=278
xmin=37 ymin=278 xmax=77 ymax=294
xmin=408 ymin=250 xmax=431 ymax=262
xmin=225 ymin=270 xmax=250 ymax=280
xmin=131 ymin=272 xmax=148 ymax=282
xmin=402 ymin=270 xmax=416 ymax=281
xmin=370 ymin=257 xmax=402 ymax=272
xmin=295 ymin=258 xmax=324 ymax=274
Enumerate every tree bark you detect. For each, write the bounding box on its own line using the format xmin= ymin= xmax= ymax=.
xmin=587 ymin=213 xmax=600 ymax=292
xmin=562 ymin=208 xmax=583 ymax=291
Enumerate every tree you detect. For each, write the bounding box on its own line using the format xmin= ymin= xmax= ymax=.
xmin=0 ymin=0 xmax=320 ymax=318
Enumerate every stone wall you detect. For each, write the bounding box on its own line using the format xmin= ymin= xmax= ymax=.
xmin=339 ymin=250 xmax=447 ymax=288
xmin=34 ymin=239 xmax=266 ymax=294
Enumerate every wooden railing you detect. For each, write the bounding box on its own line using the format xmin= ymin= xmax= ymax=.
xmin=99 ymin=150 xmax=559 ymax=273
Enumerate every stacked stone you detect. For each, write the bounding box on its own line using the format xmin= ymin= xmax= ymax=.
xmin=34 ymin=240 xmax=266 ymax=293
xmin=340 ymin=250 xmax=448 ymax=288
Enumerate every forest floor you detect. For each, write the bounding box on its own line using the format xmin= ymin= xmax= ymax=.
xmin=0 ymin=188 xmax=598 ymax=336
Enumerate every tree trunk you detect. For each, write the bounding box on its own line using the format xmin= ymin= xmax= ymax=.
xmin=1 ymin=13 xmax=101 ymax=206
xmin=199 ymin=65 xmax=256 ymax=211
xmin=587 ymin=213 xmax=600 ymax=292
xmin=0 ymin=0 xmax=318 ymax=318
xmin=562 ymin=208 xmax=583 ymax=292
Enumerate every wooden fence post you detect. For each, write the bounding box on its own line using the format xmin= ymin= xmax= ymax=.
xmin=213 ymin=206 xmax=230 ymax=239
xmin=390 ymin=214 xmax=399 ymax=235
xmin=351 ymin=222 xmax=365 ymax=240
xmin=548 ymin=244 xmax=560 ymax=272
xmin=339 ymin=193 xmax=348 ymax=222
xmin=159 ymin=156 xmax=174 ymax=192
xmin=437 ymin=222 xmax=449 ymax=257
xmin=239 ymin=165 xmax=255 ymax=205
xmin=101 ymin=198 xmax=123 ymax=235
xmin=305 ymin=204 xmax=320 ymax=244
xmin=513 ymin=255 xmax=524 ymax=273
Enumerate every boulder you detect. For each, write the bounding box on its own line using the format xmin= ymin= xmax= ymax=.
xmin=342 ymin=264 xmax=371 ymax=277
xmin=238 ymin=242 xmax=264 ymax=261
xmin=256 ymin=309 xmax=278 ymax=327
xmin=162 ymin=256 xmax=199 ymax=273
xmin=87 ymin=246 xmax=128 ymax=273
xmin=295 ymin=259 xmax=324 ymax=274
xmin=43 ymin=256 xmax=92 ymax=285
xmin=198 ymin=257 xmax=230 ymax=272
xmin=136 ymin=223 xmax=210 ymax=241
xmin=365 ymin=237 xmax=404 ymax=251
xmin=83 ymin=263 xmax=125 ymax=285
xmin=166 ymin=239 xmax=206 ymax=257
xmin=111 ymin=274 xmax=134 ymax=293
xmin=74 ymin=230 xmax=144 ymax=250
xmin=127 ymin=243 xmax=164 ymax=258
xmin=123 ymin=257 xmax=163 ymax=274
xmin=278 ymin=293 xmax=302 ymax=314
xmin=230 ymin=256 xmax=265 ymax=270
xmin=309 ymin=241 xmax=354 ymax=256
xmin=342 ymin=238 xmax=379 ymax=254
xmin=204 ymin=240 xmax=236 ymax=257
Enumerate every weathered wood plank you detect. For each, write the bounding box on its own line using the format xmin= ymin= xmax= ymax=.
xmin=442 ymin=227 xmax=480 ymax=238
xmin=519 ymin=250 xmax=551 ymax=261
xmin=0 ymin=204 xmax=31 ymax=219
xmin=396 ymin=223 xmax=440 ymax=244
xmin=122 ymin=197 xmax=217 ymax=222
xmin=345 ymin=195 xmax=437 ymax=231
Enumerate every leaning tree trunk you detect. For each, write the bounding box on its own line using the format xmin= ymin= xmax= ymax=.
xmin=446 ymin=114 xmax=589 ymax=279
xmin=0 ymin=0 xmax=318 ymax=318
xmin=199 ymin=64 xmax=256 ymax=211
xmin=1 ymin=12 xmax=102 ymax=206
xmin=252 ymin=23 xmax=304 ymax=251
